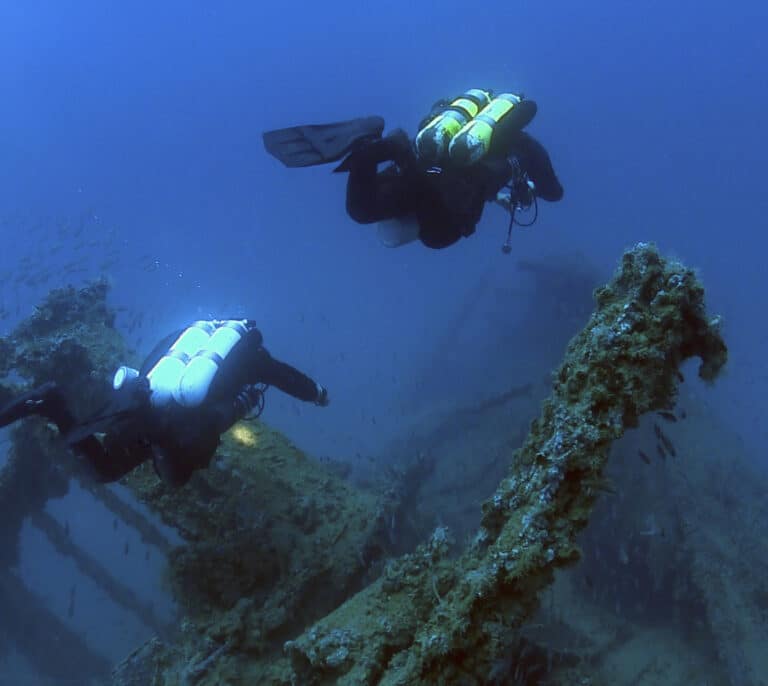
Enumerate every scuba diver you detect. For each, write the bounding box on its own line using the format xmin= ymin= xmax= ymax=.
xmin=263 ymin=88 xmax=563 ymax=252
xmin=0 ymin=319 xmax=329 ymax=487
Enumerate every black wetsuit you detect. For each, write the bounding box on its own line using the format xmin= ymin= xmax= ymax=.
xmin=0 ymin=322 xmax=322 ymax=487
xmin=344 ymin=128 xmax=563 ymax=249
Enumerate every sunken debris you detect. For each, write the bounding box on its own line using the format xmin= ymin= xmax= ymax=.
xmin=274 ymin=242 xmax=727 ymax=684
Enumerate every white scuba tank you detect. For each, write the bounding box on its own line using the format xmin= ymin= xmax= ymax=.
xmin=146 ymin=321 xmax=216 ymax=406
xmin=175 ymin=319 xmax=250 ymax=407
xmin=143 ymin=319 xmax=251 ymax=408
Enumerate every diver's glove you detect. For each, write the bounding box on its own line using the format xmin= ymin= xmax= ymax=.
xmin=516 ymin=177 xmax=536 ymax=209
xmin=496 ymin=178 xmax=536 ymax=211
xmin=314 ymin=384 xmax=330 ymax=407
xmin=495 ymin=187 xmax=514 ymax=210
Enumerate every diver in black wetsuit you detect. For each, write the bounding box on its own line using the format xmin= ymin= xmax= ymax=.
xmin=263 ymin=89 xmax=563 ymax=250
xmin=339 ymin=124 xmax=563 ymax=249
xmin=0 ymin=320 xmax=329 ymax=487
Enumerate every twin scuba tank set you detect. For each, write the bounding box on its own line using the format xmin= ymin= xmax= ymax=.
xmin=113 ymin=319 xmax=264 ymax=418
xmin=414 ymin=88 xmax=538 ymax=253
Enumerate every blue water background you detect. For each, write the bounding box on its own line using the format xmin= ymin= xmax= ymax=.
xmin=0 ymin=0 xmax=766 ymax=673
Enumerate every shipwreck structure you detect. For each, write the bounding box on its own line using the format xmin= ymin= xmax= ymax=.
xmin=2 ymin=243 xmax=752 ymax=685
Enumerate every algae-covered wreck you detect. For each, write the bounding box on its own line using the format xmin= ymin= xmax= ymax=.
xmin=2 ymin=243 xmax=749 ymax=685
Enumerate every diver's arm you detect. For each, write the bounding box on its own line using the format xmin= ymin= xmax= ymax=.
xmin=513 ymin=131 xmax=564 ymax=202
xmin=248 ymin=347 xmax=326 ymax=403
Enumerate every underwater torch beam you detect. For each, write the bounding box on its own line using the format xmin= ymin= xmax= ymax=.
xmin=284 ymin=243 xmax=727 ymax=684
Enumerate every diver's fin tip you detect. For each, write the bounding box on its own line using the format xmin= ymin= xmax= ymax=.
xmin=263 ymin=116 xmax=386 ymax=168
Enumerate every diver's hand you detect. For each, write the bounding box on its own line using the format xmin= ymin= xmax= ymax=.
xmin=495 ymin=187 xmax=513 ymax=210
xmin=314 ymin=384 xmax=330 ymax=407
xmin=496 ymin=177 xmax=536 ymax=211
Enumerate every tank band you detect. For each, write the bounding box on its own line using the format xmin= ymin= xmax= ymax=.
xmin=197 ymin=350 xmax=225 ymax=367
xmin=223 ymin=320 xmax=248 ymax=336
xmin=476 ymin=113 xmax=505 ymax=128
xmin=167 ymin=348 xmax=191 ymax=364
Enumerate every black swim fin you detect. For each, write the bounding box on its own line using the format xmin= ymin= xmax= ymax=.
xmin=263 ymin=116 xmax=385 ymax=168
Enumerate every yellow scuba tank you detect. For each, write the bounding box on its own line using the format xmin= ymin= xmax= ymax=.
xmin=415 ymin=89 xmax=491 ymax=161
xmin=448 ymin=93 xmax=524 ymax=165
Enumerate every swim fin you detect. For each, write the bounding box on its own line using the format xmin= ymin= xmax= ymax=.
xmin=263 ymin=116 xmax=385 ymax=168
xmin=0 ymin=382 xmax=57 ymax=428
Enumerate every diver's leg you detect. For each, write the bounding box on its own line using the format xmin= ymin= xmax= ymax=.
xmin=338 ymin=131 xmax=417 ymax=224
xmin=152 ymin=446 xmax=197 ymax=488
xmin=0 ymin=383 xmax=149 ymax=483
xmin=0 ymin=383 xmax=66 ymax=429
xmin=334 ymin=128 xmax=412 ymax=173
xmin=346 ymin=163 xmax=419 ymax=224
xmin=73 ymin=432 xmax=152 ymax=483
xmin=152 ymin=427 xmax=219 ymax=488
xmin=418 ymin=222 xmax=465 ymax=249
xmin=345 ymin=158 xmax=387 ymax=223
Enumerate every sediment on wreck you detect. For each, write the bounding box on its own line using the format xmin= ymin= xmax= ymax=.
xmin=115 ymin=422 xmax=399 ymax=683
xmin=282 ymin=242 xmax=727 ymax=685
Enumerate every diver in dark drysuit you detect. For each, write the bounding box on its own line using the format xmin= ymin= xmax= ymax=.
xmin=339 ymin=124 xmax=563 ymax=249
xmin=0 ymin=320 xmax=329 ymax=487
xmin=263 ymin=89 xmax=563 ymax=250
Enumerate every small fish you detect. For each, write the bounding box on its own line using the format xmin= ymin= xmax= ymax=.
xmin=64 ymin=520 xmax=70 ymax=537
xmin=656 ymin=411 xmax=677 ymax=423
xmin=661 ymin=436 xmax=676 ymax=458
xmin=638 ymin=450 xmax=651 ymax=465
xmin=618 ymin=544 xmax=629 ymax=565
xmin=676 ymin=370 xmax=685 ymax=382
xmin=678 ymin=408 xmax=687 ymax=420
xmin=123 ymin=541 xmax=130 ymax=556
xmin=67 ymin=585 xmax=77 ymax=619
xmin=112 ymin=518 xmax=118 ymax=530
xmin=145 ymin=550 xmax=150 ymax=562
xmin=656 ymin=426 xmax=677 ymax=457
xmin=594 ymin=480 xmax=617 ymax=495
xmin=656 ymin=443 xmax=667 ymax=461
